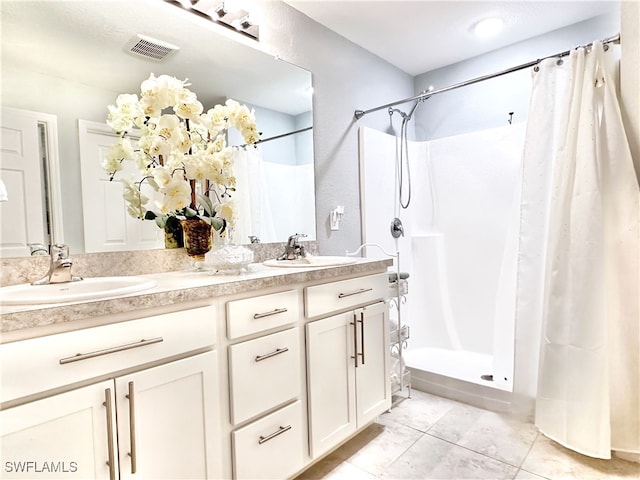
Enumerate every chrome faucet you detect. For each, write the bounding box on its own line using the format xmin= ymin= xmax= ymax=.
xmin=277 ymin=233 xmax=308 ymax=260
xmin=32 ymin=244 xmax=83 ymax=285
xmin=29 ymin=243 xmax=49 ymax=256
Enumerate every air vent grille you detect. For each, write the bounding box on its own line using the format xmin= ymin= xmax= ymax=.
xmin=126 ymin=34 xmax=179 ymax=61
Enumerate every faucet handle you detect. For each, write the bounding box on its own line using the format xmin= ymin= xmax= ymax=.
xmin=29 ymin=243 xmax=49 ymax=256
xmin=50 ymin=243 xmax=70 ymax=261
xmin=288 ymin=233 xmax=307 ymax=246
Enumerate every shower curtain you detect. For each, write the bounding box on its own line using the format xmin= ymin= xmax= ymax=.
xmin=522 ymin=42 xmax=640 ymax=458
xmin=232 ymin=148 xmax=277 ymax=244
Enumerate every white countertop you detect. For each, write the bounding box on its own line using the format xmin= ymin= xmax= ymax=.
xmin=0 ymin=258 xmax=392 ymax=337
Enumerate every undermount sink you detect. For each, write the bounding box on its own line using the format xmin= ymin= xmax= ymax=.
xmin=0 ymin=276 xmax=158 ymax=306
xmin=263 ymin=256 xmax=357 ymax=268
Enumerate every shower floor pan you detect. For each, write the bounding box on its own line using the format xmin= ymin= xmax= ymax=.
xmin=404 ymin=347 xmax=513 ymax=411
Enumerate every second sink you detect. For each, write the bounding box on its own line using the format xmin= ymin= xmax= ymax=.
xmin=0 ymin=276 xmax=158 ymax=306
xmin=263 ymin=256 xmax=357 ymax=268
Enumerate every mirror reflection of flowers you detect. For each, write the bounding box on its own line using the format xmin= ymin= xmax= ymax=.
xmin=102 ymin=73 xmax=259 ymax=239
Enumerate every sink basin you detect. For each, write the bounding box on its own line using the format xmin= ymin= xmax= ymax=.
xmin=0 ymin=276 xmax=158 ymax=306
xmin=263 ymin=256 xmax=357 ymax=268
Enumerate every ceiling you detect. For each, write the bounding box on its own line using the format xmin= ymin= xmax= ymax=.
xmin=283 ymin=1 xmax=619 ymax=76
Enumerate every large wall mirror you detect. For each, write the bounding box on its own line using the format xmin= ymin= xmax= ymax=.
xmin=0 ymin=0 xmax=315 ymax=258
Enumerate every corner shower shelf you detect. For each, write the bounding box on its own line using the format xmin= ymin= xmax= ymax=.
xmin=389 ymin=279 xmax=411 ymax=399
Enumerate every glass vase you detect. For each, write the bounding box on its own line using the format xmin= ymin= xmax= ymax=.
xmin=180 ymin=218 xmax=213 ymax=261
xmin=205 ymin=235 xmax=254 ymax=274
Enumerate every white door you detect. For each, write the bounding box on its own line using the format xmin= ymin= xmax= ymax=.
xmin=0 ymin=107 xmax=48 ymax=257
xmin=78 ymin=120 xmax=162 ymax=253
xmin=355 ymin=302 xmax=391 ymax=426
xmin=0 ymin=380 xmax=117 ymax=479
xmin=115 ymin=351 xmax=221 ymax=480
xmin=306 ymin=312 xmax=357 ymax=458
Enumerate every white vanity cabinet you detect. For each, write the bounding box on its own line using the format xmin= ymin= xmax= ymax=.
xmin=0 ymin=306 xmax=221 ymax=480
xmin=305 ymin=274 xmax=391 ymax=459
xmin=0 ymin=261 xmax=393 ymax=480
xmin=225 ymin=290 xmax=305 ymax=480
xmin=114 ymin=351 xmax=219 ymax=479
xmin=1 ymin=380 xmax=116 ymax=479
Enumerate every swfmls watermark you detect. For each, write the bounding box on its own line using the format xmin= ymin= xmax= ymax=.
xmin=4 ymin=461 xmax=79 ymax=474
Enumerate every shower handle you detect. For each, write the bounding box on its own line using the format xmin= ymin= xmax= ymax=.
xmin=390 ymin=218 xmax=404 ymax=238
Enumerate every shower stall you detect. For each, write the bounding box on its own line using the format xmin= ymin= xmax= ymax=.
xmin=360 ymin=123 xmax=525 ymax=407
xmin=357 ymin=32 xmax=622 ymax=410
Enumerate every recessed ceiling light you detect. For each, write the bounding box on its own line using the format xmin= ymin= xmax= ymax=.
xmin=473 ymin=17 xmax=504 ymax=38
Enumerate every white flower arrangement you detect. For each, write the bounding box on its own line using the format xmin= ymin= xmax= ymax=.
xmin=103 ymin=73 xmax=259 ymax=235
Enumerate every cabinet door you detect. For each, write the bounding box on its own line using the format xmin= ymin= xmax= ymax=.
xmin=306 ymin=312 xmax=357 ymax=458
xmin=115 ymin=351 xmax=221 ymax=480
xmin=355 ymin=301 xmax=392 ymax=426
xmin=0 ymin=380 xmax=117 ymax=480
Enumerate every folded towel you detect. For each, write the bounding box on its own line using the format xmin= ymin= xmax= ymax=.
xmin=388 ymin=272 xmax=410 ymax=282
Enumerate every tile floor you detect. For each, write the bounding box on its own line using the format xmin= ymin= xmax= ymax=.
xmin=295 ymin=390 xmax=640 ymax=480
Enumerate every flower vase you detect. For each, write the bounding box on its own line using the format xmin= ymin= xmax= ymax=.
xmin=180 ymin=218 xmax=213 ymax=261
xmin=164 ymin=226 xmax=184 ymax=249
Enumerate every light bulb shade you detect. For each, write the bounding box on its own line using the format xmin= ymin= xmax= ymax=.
xmin=473 ymin=17 xmax=504 ymax=38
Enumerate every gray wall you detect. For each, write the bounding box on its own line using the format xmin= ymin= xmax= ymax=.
xmin=412 ymin=12 xmax=620 ymax=141
xmin=247 ymin=1 xmax=414 ymax=255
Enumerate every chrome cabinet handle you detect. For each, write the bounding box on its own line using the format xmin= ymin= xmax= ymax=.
xmin=59 ymin=337 xmax=163 ymax=364
xmin=126 ymin=381 xmax=137 ymax=474
xmin=358 ymin=311 xmax=365 ymax=365
xmin=338 ymin=287 xmax=373 ymax=299
xmin=255 ymin=347 xmax=289 ymax=362
xmin=253 ymin=307 xmax=288 ymax=319
xmin=258 ymin=425 xmax=292 ymax=445
xmin=351 ymin=313 xmax=358 ymax=368
xmin=103 ymin=388 xmax=116 ymax=480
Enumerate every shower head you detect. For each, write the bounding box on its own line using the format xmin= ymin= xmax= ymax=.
xmin=406 ymin=87 xmax=434 ymax=121
xmin=389 ymin=107 xmax=409 ymax=119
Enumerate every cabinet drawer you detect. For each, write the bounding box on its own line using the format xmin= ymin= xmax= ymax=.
xmin=227 ymin=289 xmax=299 ymax=339
xmin=228 ymin=328 xmax=301 ymax=425
xmin=1 ymin=305 xmax=216 ymax=404
xmin=305 ymin=273 xmax=388 ymax=318
xmin=232 ymin=400 xmax=304 ymax=480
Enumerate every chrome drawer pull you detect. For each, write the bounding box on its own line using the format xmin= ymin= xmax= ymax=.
xmin=126 ymin=382 xmax=137 ymax=474
xmin=258 ymin=425 xmax=292 ymax=445
xmin=103 ymin=388 xmax=116 ymax=480
xmin=253 ymin=307 xmax=288 ymax=319
xmin=255 ymin=347 xmax=289 ymax=362
xmin=358 ymin=311 xmax=366 ymax=365
xmin=338 ymin=287 xmax=373 ymax=299
xmin=59 ymin=337 xmax=164 ymax=364
xmin=351 ymin=313 xmax=359 ymax=368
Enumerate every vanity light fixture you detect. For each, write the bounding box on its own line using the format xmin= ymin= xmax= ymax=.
xmin=164 ymin=0 xmax=259 ymax=41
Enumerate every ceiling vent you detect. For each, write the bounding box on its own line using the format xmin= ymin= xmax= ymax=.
xmin=126 ymin=34 xmax=179 ymax=61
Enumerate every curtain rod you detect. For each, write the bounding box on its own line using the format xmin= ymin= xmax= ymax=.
xmin=239 ymin=126 xmax=312 ymax=148
xmin=354 ymin=33 xmax=620 ymax=120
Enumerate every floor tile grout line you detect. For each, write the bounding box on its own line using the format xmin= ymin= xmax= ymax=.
xmin=345 ymin=429 xmax=427 ymax=478
xmin=422 ymin=431 xmax=525 ymax=471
